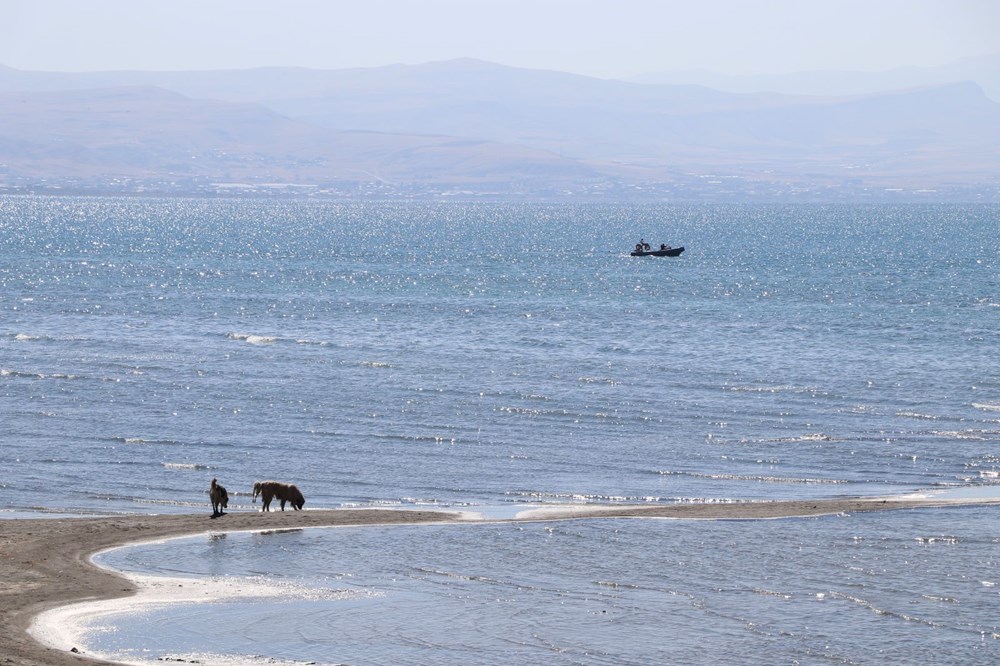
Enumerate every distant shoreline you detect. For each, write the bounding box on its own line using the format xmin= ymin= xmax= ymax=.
xmin=4 ymin=497 xmax=999 ymax=666
xmin=3 ymin=189 xmax=999 ymax=204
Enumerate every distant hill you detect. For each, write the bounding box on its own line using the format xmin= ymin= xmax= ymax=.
xmin=630 ymin=52 xmax=1000 ymax=102
xmin=0 ymin=86 xmax=598 ymax=188
xmin=2 ymin=60 xmax=999 ymax=200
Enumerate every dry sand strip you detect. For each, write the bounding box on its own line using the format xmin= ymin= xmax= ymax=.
xmin=0 ymin=497 xmax=992 ymax=666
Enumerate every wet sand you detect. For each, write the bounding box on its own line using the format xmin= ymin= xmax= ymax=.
xmin=1 ymin=497 xmax=994 ymax=666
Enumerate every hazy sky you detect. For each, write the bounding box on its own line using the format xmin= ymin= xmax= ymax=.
xmin=2 ymin=0 xmax=998 ymax=78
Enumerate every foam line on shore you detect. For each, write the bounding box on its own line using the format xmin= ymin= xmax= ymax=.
xmin=31 ymin=571 xmax=366 ymax=666
xmin=513 ymin=492 xmax=1000 ymax=521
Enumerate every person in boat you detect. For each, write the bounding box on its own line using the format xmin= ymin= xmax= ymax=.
xmin=635 ymin=242 xmax=643 ymax=253
xmin=641 ymin=239 xmax=651 ymax=251
xmin=660 ymin=243 xmax=671 ymax=251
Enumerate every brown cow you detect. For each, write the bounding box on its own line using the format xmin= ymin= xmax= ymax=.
xmin=252 ymin=480 xmax=305 ymax=511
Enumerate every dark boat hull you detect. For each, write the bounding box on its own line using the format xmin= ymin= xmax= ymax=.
xmin=630 ymin=246 xmax=684 ymax=257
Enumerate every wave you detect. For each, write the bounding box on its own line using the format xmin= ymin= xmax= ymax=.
xmin=665 ymin=497 xmax=743 ymax=504
xmin=411 ymin=566 xmax=512 ymax=585
xmin=497 ymin=405 xmax=577 ymax=418
xmin=709 ymin=433 xmax=837 ymax=445
xmin=84 ymin=495 xmax=254 ymax=510
xmin=78 ymin=490 xmax=206 ymax=509
xmin=921 ymin=594 xmax=959 ymax=604
xmin=0 ymin=368 xmax=79 ymax=380
xmin=914 ymin=536 xmax=960 ymax=545
xmin=751 ymin=587 xmax=792 ymax=600
xmin=161 ymin=462 xmax=212 ymax=471
xmin=226 ymin=332 xmax=278 ymax=345
xmin=973 ymin=402 xmax=1000 ymax=412
xmin=370 ymin=432 xmax=463 ymax=445
xmin=337 ymin=498 xmax=455 ymax=510
xmin=577 ymin=376 xmax=622 ymax=386
xmin=931 ymin=429 xmax=1000 ymax=441
xmin=295 ymin=338 xmax=332 ymax=347
xmin=121 ymin=653 xmax=326 ymax=666
xmin=595 ymin=580 xmax=644 ymax=590
xmin=896 ymin=411 xmax=940 ymax=420
xmin=129 ymin=497 xmax=207 ymax=508
xmin=655 ymin=470 xmax=850 ymax=485
xmin=967 ymin=453 xmax=1000 ymax=465
xmin=763 ymin=433 xmax=836 ymax=443
xmin=725 ymin=384 xmax=819 ymax=394
xmin=506 ymin=490 xmax=666 ymax=503
xmin=119 ymin=437 xmax=150 ymax=445
xmin=1 ymin=368 xmax=44 ymax=379
xmin=110 ymin=437 xmax=183 ymax=446
xmin=4 ymin=332 xmax=69 ymax=344
xmin=6 ymin=332 xmax=87 ymax=343
xmin=826 ymin=592 xmax=944 ymax=629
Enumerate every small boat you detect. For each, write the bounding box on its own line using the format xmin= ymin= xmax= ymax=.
xmin=630 ymin=246 xmax=684 ymax=257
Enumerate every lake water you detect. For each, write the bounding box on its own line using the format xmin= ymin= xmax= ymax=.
xmin=3 ymin=197 xmax=1000 ymax=663
xmin=92 ymin=508 xmax=1000 ymax=665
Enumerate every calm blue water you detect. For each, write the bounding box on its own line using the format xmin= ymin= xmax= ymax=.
xmin=94 ymin=508 xmax=1000 ymax=665
xmin=3 ymin=197 xmax=1000 ymax=663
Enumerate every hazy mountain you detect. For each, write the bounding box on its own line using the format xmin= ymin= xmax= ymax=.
xmin=0 ymin=86 xmax=598 ymax=187
xmin=630 ymin=52 xmax=1000 ymax=102
xmin=2 ymin=59 xmax=999 ymax=199
xmin=237 ymin=62 xmax=1000 ymax=170
xmin=0 ymin=59 xmax=764 ymax=109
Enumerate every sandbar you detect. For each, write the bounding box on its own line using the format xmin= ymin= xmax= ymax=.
xmin=2 ymin=496 xmax=997 ymax=665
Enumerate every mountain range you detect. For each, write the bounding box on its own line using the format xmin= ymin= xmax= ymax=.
xmin=1 ymin=58 xmax=999 ymax=201
xmin=630 ymin=52 xmax=1000 ymax=102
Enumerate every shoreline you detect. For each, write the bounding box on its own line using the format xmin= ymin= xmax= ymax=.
xmin=4 ymin=496 xmax=999 ymax=666
xmin=2 ymin=509 xmax=456 ymax=666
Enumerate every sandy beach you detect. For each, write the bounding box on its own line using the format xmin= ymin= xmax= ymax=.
xmin=1 ymin=496 xmax=994 ymax=666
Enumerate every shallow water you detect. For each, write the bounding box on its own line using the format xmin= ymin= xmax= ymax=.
xmin=91 ymin=507 xmax=1000 ymax=665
